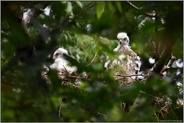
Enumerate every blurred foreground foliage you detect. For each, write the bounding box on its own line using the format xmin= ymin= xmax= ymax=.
xmin=1 ymin=1 xmax=183 ymax=122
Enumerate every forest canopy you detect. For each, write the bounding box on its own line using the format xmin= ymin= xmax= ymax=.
xmin=1 ymin=1 xmax=183 ymax=122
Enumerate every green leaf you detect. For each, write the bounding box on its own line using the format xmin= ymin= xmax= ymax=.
xmin=96 ymin=2 xmax=105 ymax=20
xmin=75 ymin=1 xmax=83 ymax=8
xmin=107 ymin=2 xmax=113 ymax=12
xmin=52 ymin=2 xmax=66 ymax=19
xmin=115 ymin=2 xmax=122 ymax=14
xmin=66 ymin=2 xmax=73 ymax=15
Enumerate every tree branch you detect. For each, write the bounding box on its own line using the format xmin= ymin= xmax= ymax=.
xmin=160 ymin=54 xmax=176 ymax=75
xmin=87 ymin=53 xmax=98 ymax=66
xmin=126 ymin=1 xmax=156 ymax=18
xmin=116 ymin=74 xmax=147 ymax=78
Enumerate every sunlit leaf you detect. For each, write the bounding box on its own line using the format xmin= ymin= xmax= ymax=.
xmin=115 ymin=2 xmax=122 ymax=14
xmin=66 ymin=2 xmax=73 ymax=15
xmin=107 ymin=2 xmax=113 ymax=12
xmin=96 ymin=2 xmax=105 ymax=20
xmin=75 ymin=1 xmax=83 ymax=8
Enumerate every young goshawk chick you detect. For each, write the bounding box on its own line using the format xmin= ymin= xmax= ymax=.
xmin=106 ymin=32 xmax=141 ymax=84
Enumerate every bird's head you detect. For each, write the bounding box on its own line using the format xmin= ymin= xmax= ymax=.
xmin=53 ymin=47 xmax=69 ymax=60
xmin=117 ymin=32 xmax=130 ymax=45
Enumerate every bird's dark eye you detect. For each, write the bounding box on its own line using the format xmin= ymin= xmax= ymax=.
xmin=63 ymin=53 xmax=68 ymax=58
xmin=55 ymin=53 xmax=59 ymax=57
xmin=123 ymin=38 xmax=127 ymax=41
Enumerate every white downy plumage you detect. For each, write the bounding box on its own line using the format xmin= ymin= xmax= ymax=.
xmin=105 ymin=32 xmax=142 ymax=84
xmin=50 ymin=47 xmax=77 ymax=73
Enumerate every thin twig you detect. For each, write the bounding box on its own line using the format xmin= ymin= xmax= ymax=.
xmin=66 ymin=75 xmax=80 ymax=79
xmin=63 ymin=65 xmax=69 ymax=74
xmin=154 ymin=112 xmax=160 ymax=121
xmin=129 ymin=90 xmax=142 ymax=113
xmin=84 ymin=1 xmax=95 ymax=10
xmin=127 ymin=1 xmax=156 ymax=18
xmin=87 ymin=53 xmax=98 ymax=66
xmin=166 ymin=55 xmax=176 ymax=67
xmin=159 ymin=46 xmax=166 ymax=59
xmin=127 ymin=1 xmax=140 ymax=10
xmin=140 ymin=90 xmax=158 ymax=98
xmin=116 ymin=74 xmax=147 ymax=77
xmin=171 ymin=70 xmax=183 ymax=85
xmin=160 ymin=54 xmax=176 ymax=75
xmin=58 ymin=97 xmax=62 ymax=117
